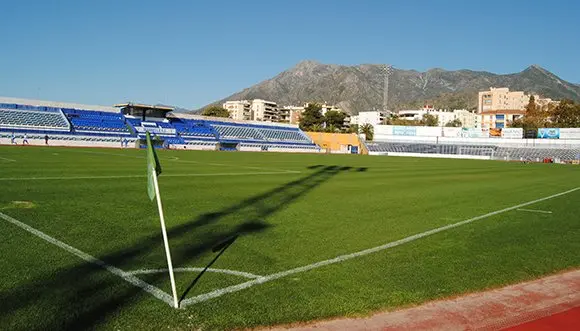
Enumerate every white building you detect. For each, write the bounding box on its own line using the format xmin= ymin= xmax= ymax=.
xmin=396 ymin=108 xmax=479 ymax=128
xmin=223 ymin=99 xmax=278 ymax=122
xmin=349 ymin=115 xmax=359 ymax=126
xmin=320 ymin=104 xmax=342 ymax=116
xmin=223 ymin=100 xmax=252 ymax=121
xmin=251 ymin=99 xmax=278 ymax=122
xmin=223 ymin=100 xmax=346 ymax=124
xmin=352 ymin=111 xmax=389 ymax=126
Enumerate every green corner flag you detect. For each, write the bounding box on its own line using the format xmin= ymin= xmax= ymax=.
xmin=146 ymin=132 xmax=162 ymax=201
xmin=144 ymin=131 xmax=179 ymax=308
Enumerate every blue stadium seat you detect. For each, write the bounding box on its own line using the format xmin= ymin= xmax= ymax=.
xmin=0 ymin=108 xmax=70 ymax=131
xmin=63 ymin=109 xmax=129 ymax=134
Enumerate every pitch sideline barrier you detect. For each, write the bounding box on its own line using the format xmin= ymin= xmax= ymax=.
xmin=370 ymin=151 xmax=492 ymax=160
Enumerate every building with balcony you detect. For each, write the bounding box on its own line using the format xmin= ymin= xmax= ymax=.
xmin=477 ymin=87 xmax=555 ymax=113
xmin=251 ymin=99 xmax=278 ymax=122
xmin=223 ymin=100 xmax=252 ymax=121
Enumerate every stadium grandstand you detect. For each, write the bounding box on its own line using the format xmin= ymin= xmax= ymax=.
xmin=2 ymin=97 xmax=579 ymax=162
xmin=0 ymin=97 xmax=321 ymax=153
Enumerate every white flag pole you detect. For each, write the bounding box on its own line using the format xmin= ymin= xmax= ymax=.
xmin=152 ymin=171 xmax=179 ymax=308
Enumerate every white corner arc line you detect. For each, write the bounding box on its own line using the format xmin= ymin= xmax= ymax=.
xmin=517 ymin=208 xmax=553 ymax=214
xmin=0 ymin=211 xmax=174 ymax=306
xmin=0 ymin=171 xmax=300 ymax=181
xmin=180 ymin=186 xmax=580 ymax=307
xmin=126 ymin=268 xmax=262 ymax=279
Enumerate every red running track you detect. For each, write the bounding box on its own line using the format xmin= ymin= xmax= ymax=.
xmin=505 ymin=306 xmax=580 ymax=331
xmin=269 ymin=269 xmax=580 ymax=330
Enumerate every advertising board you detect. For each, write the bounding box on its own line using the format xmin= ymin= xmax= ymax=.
xmin=461 ymin=128 xmax=487 ymax=138
xmin=392 ymin=126 xmax=417 ymax=136
xmin=537 ymin=128 xmax=560 ymax=139
xmin=559 ymin=128 xmax=580 ymax=139
xmin=501 ymin=128 xmax=523 ymax=139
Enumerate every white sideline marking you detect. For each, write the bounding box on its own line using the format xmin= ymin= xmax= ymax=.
xmin=180 ymin=186 xmax=580 ymax=307
xmin=69 ymin=149 xmax=298 ymax=173
xmin=0 ymin=156 xmax=16 ymax=162
xmin=163 ymin=157 xmax=297 ymax=173
xmin=0 ymin=171 xmax=300 ymax=181
xmin=0 ymin=211 xmax=174 ymax=306
xmin=517 ymin=208 xmax=553 ymax=214
xmin=127 ymin=267 xmax=262 ymax=279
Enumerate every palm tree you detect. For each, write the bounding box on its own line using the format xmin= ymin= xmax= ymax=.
xmin=360 ymin=123 xmax=374 ymax=141
xmin=325 ymin=124 xmax=338 ymax=133
xmin=311 ymin=123 xmax=324 ymax=132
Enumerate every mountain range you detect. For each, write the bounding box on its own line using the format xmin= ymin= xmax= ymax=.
xmin=197 ymin=61 xmax=580 ymax=114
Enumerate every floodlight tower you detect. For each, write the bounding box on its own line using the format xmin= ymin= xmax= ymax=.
xmin=382 ymin=65 xmax=393 ymax=115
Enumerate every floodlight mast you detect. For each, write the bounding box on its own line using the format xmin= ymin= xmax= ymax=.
xmin=383 ymin=65 xmax=393 ymax=116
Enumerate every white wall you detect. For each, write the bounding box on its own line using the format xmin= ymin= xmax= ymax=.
xmin=0 ymin=135 xmax=135 ymax=148
xmin=370 ymin=152 xmax=491 ymax=160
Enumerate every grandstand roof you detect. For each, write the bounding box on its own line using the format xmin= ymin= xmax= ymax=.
xmin=0 ymin=96 xmax=118 ymax=113
xmin=168 ymin=112 xmax=300 ymax=129
xmin=114 ymin=103 xmax=174 ymax=112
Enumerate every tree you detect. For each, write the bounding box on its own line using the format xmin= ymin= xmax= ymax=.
xmin=421 ymin=113 xmax=439 ymax=126
xmin=324 ymin=124 xmax=339 ymax=133
xmin=201 ymin=105 xmax=230 ymax=118
xmin=550 ymin=99 xmax=580 ymax=128
xmin=324 ymin=110 xmax=346 ymax=129
xmin=444 ymin=119 xmax=462 ymax=127
xmin=360 ymin=123 xmax=374 ymax=141
xmin=512 ymin=95 xmax=550 ymax=130
xmin=309 ymin=123 xmax=323 ymax=132
xmin=386 ymin=115 xmax=420 ymax=126
xmin=525 ymin=95 xmax=536 ymax=114
xmin=299 ymin=103 xmax=324 ymax=131
xmin=348 ymin=124 xmax=359 ymax=134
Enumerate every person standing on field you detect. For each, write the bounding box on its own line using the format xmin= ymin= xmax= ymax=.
xmin=23 ymin=133 xmax=29 ymax=145
xmin=44 ymin=134 xmax=49 ymax=145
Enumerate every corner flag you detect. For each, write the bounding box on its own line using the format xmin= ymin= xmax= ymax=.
xmin=145 ymin=132 xmax=179 ymax=308
xmin=146 ymin=132 xmax=162 ymax=201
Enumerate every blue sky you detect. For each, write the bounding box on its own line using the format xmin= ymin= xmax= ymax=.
xmin=1 ymin=0 xmax=578 ymax=109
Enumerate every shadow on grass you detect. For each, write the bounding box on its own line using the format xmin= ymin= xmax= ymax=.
xmin=0 ymin=165 xmax=354 ymax=330
xmin=179 ymin=235 xmax=238 ymax=303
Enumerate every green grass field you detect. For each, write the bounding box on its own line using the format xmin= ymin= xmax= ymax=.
xmin=1 ymin=145 xmax=579 ymax=330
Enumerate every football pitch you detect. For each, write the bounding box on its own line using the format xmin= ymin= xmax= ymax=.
xmin=1 ymin=145 xmax=579 ymax=330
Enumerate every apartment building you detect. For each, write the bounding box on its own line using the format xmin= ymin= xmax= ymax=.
xmin=278 ymin=106 xmax=304 ymax=124
xmin=477 ymin=87 xmax=554 ymax=113
xmin=223 ymin=99 xmax=278 ymax=122
xmin=480 ymin=110 xmax=525 ymax=129
xmin=351 ymin=111 xmax=389 ymax=126
xmin=223 ymin=100 xmax=252 ymax=121
xmin=477 ymin=87 xmax=558 ymax=128
xmin=251 ymin=99 xmax=278 ymax=122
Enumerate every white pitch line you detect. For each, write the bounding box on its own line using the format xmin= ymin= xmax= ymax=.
xmin=68 ymin=149 xmax=298 ymax=173
xmin=165 ymin=158 xmax=298 ymax=173
xmin=0 ymin=156 xmax=16 ymax=162
xmin=517 ymin=208 xmax=553 ymax=214
xmin=0 ymin=171 xmax=300 ymax=181
xmin=180 ymin=186 xmax=580 ymax=307
xmin=126 ymin=267 xmax=262 ymax=279
xmin=0 ymin=211 xmax=174 ymax=306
